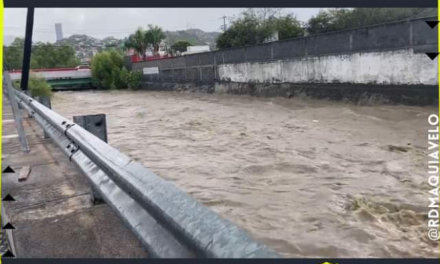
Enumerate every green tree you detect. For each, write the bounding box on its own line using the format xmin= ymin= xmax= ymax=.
xmin=125 ymin=28 xmax=149 ymax=59
xmin=124 ymin=70 xmax=143 ymax=90
xmin=31 ymin=43 xmax=80 ymax=69
xmin=171 ymin=40 xmax=192 ymax=53
xmin=91 ymin=49 xmax=127 ymax=89
xmin=268 ymin=14 xmax=304 ymax=40
xmin=216 ymin=13 xmax=261 ymax=49
xmin=305 ymin=11 xmax=335 ymax=35
xmin=13 ymin=73 xmax=53 ymax=97
xmin=125 ymin=25 xmax=166 ymax=57
xmin=145 ymin=25 xmax=166 ymax=55
xmin=4 ymin=37 xmax=80 ymax=70
xmin=306 ymin=8 xmax=437 ymax=34
xmin=216 ymin=8 xmax=304 ymax=49
xmin=4 ymin=38 xmax=24 ymax=70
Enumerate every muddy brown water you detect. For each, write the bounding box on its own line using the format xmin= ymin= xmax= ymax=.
xmin=52 ymin=90 xmax=438 ymax=258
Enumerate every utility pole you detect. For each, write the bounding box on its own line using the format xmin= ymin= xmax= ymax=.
xmin=21 ymin=7 xmax=35 ymax=92
xmin=220 ymin=16 xmax=227 ymax=32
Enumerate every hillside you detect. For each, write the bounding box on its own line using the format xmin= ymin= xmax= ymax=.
xmin=53 ymin=29 xmax=220 ymax=59
xmin=164 ymin=29 xmax=220 ymax=48
xmin=55 ymin=34 xmax=124 ymax=59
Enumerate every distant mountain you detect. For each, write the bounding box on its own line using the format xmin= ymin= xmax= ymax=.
xmin=52 ymin=28 xmax=220 ymax=59
xmin=164 ymin=29 xmax=220 ymax=49
xmin=55 ymin=34 xmax=125 ymax=59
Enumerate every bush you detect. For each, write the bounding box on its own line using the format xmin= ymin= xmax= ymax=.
xmin=91 ymin=50 xmax=127 ymax=89
xmin=12 ymin=73 xmax=53 ymax=97
xmin=124 ymin=71 xmax=143 ymax=90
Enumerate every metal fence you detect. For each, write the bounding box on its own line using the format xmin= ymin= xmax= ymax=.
xmin=5 ymin=73 xmax=280 ymax=258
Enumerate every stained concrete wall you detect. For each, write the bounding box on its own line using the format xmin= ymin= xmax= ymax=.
xmin=131 ymin=17 xmax=438 ymax=104
xmin=218 ymin=49 xmax=437 ymax=85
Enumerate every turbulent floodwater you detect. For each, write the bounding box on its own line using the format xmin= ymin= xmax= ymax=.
xmin=52 ymin=90 xmax=438 ymax=258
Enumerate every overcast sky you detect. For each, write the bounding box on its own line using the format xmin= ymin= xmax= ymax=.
xmin=4 ymin=8 xmax=323 ymax=43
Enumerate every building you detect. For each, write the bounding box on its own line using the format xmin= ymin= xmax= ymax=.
xmin=55 ymin=23 xmax=63 ymax=41
xmin=181 ymin=45 xmax=210 ymax=56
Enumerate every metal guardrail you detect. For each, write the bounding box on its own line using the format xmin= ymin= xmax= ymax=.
xmin=8 ymin=82 xmax=281 ymax=258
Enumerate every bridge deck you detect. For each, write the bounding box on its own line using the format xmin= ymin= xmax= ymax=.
xmin=1 ymin=98 xmax=148 ymax=258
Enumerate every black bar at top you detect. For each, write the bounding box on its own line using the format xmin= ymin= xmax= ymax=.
xmin=20 ymin=7 xmax=35 ymax=92
xmin=3 ymin=0 xmax=438 ymax=7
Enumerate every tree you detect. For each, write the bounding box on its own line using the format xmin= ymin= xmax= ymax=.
xmin=305 ymin=11 xmax=336 ymax=35
xmin=125 ymin=28 xmax=149 ymax=59
xmin=216 ymin=8 xmax=304 ymax=49
xmin=125 ymin=25 xmax=166 ymax=57
xmin=91 ymin=49 xmax=127 ymax=89
xmin=31 ymin=43 xmax=80 ymax=69
xmin=216 ymin=12 xmax=261 ymax=49
xmin=13 ymin=73 xmax=53 ymax=97
xmin=269 ymin=14 xmax=304 ymax=40
xmin=252 ymin=8 xmax=283 ymax=21
xmin=145 ymin=25 xmax=166 ymax=55
xmin=124 ymin=71 xmax=143 ymax=89
xmin=171 ymin=40 xmax=192 ymax=53
xmin=306 ymin=8 xmax=437 ymax=34
xmin=4 ymin=37 xmax=80 ymax=70
xmin=4 ymin=38 xmax=24 ymax=70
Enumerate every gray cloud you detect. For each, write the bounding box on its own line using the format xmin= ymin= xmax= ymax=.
xmin=5 ymin=8 xmax=323 ymax=43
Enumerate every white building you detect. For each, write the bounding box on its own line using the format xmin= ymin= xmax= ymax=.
xmin=182 ymin=45 xmax=210 ymax=56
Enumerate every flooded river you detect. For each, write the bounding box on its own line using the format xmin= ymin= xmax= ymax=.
xmin=52 ymin=90 xmax=438 ymax=258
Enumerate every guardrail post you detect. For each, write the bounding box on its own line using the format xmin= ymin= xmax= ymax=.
xmin=73 ymin=114 xmax=108 ymax=204
xmin=4 ymin=73 xmax=30 ymax=152
xmin=37 ymin=96 xmax=51 ymax=138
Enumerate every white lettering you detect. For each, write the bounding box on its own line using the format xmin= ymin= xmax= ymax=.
xmin=429 ymin=175 xmax=439 ymax=186
xmin=428 ymin=114 xmax=439 ymax=126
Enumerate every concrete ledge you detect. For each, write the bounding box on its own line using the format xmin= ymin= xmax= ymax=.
xmin=140 ymin=82 xmax=438 ymax=106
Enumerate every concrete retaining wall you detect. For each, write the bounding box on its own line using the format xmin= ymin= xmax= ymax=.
xmin=218 ymin=49 xmax=437 ymax=85
xmin=131 ymin=17 xmax=438 ymax=104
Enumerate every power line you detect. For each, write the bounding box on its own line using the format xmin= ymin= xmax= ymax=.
xmin=220 ymin=16 xmax=227 ymax=32
xmin=4 ymin=23 xmax=202 ymax=36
